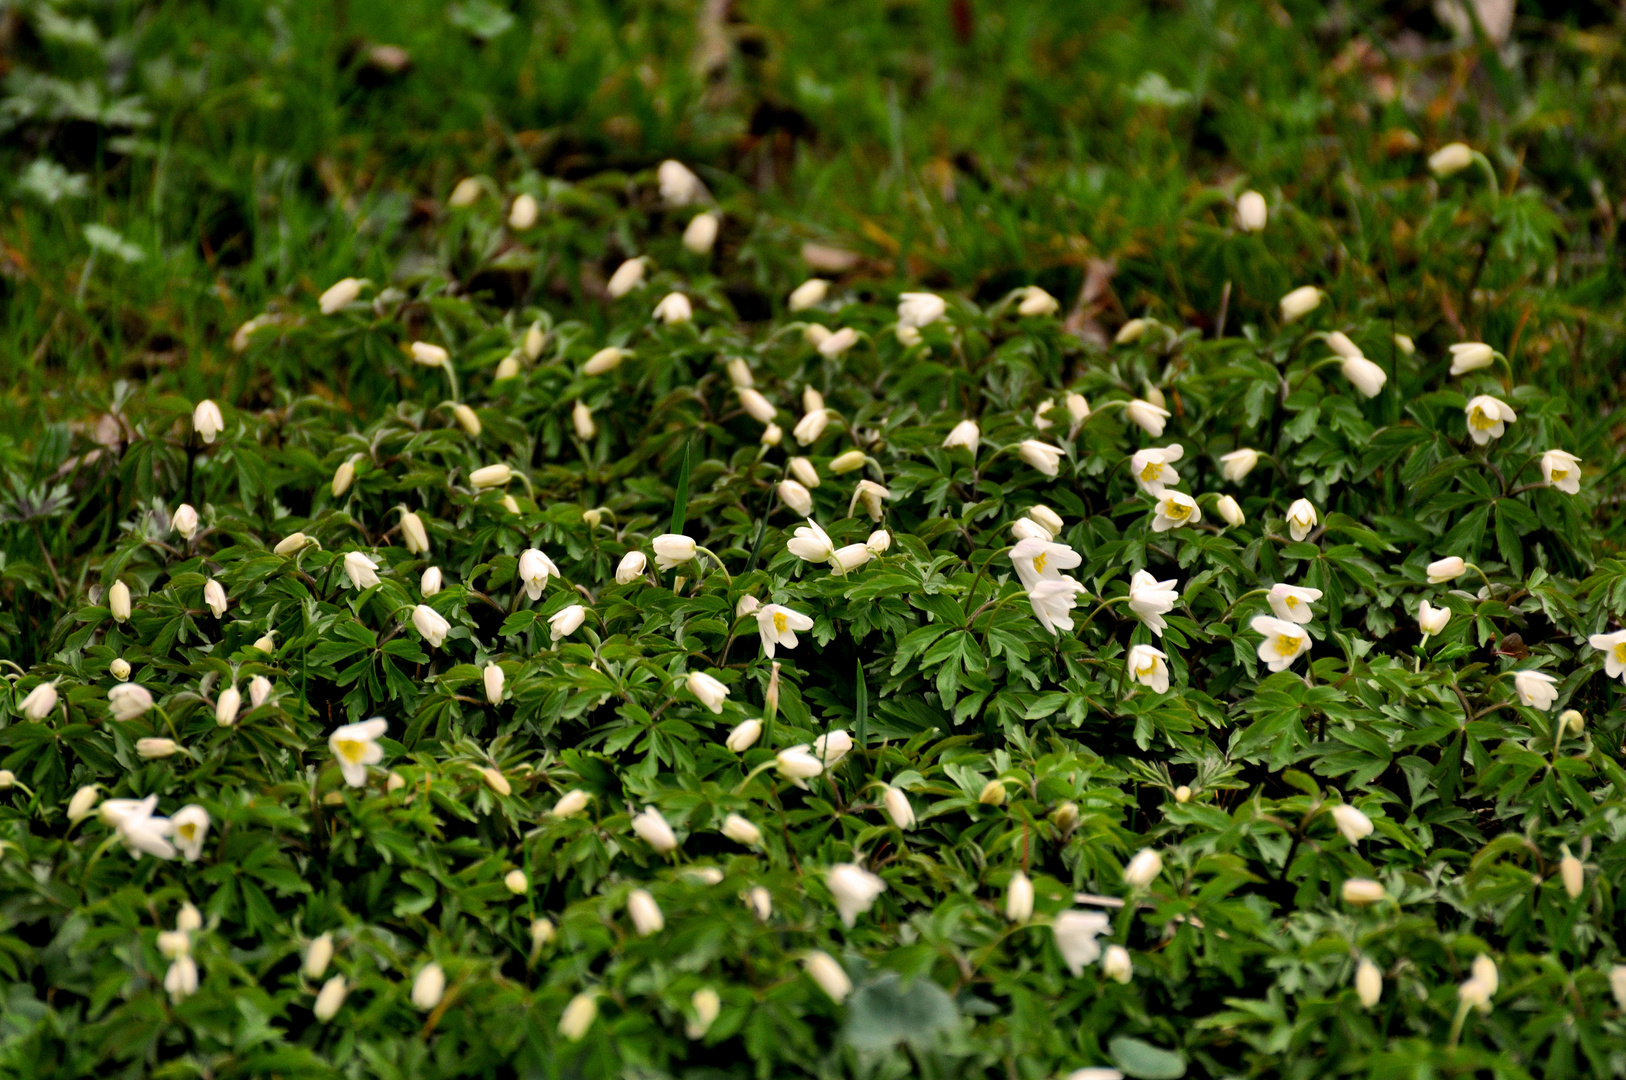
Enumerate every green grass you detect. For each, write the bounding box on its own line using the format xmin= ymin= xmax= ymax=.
xmin=4 ymin=1 xmax=1626 ymax=1077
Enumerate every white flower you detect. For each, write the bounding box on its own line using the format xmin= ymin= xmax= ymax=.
xmin=448 ymin=176 xmax=482 ymax=206
xmin=319 ymin=277 xmax=363 ymax=314
xmin=549 ymin=604 xmax=586 ymax=642
xmin=829 ymin=543 xmax=871 ymax=573
xmin=573 ymin=400 xmax=597 ymax=439
xmin=1127 ymin=644 xmax=1169 ymax=693
xmin=607 ymin=257 xmax=646 ymax=298
xmin=314 ymin=975 xmax=348 ymax=1021
xmin=193 ymin=399 xmax=224 ymax=443
xmin=793 ymin=408 xmax=829 ymax=445
xmin=866 ymin=529 xmax=890 ymax=554
xmin=897 ymin=292 xmax=946 ymax=328
xmin=725 ymin=719 xmax=761 ymax=753
xmin=1588 ymin=629 xmax=1626 ymax=681
xmin=1560 ymin=853 xmax=1583 ymax=898
xmin=409 ymin=341 xmax=449 ymax=368
xmin=1395 ymin=333 xmax=1416 ymax=355
xmin=421 ymin=566 xmax=442 ymax=596
xmin=1541 ymin=450 xmax=1581 ymax=494
xmin=1513 ymin=670 xmax=1558 ymax=710
xmin=943 ymin=419 xmax=980 ymax=455
xmin=1115 ymin=318 xmax=1148 ymax=344
xmin=247 ymin=674 xmax=271 ymax=707
xmin=1449 ymin=342 xmax=1495 ymax=375
xmin=658 ymin=159 xmax=705 ymax=205
xmin=1219 ymin=448 xmax=1259 ymax=482
xmin=559 ymin=992 xmax=598 ymax=1040
xmin=400 ymin=510 xmax=430 ymax=554
xmin=165 ymin=956 xmax=198 ymax=1001
xmin=1127 ymin=571 xmax=1179 ymax=637
xmin=451 ymin=403 xmax=481 ymax=437
xmin=1014 ymin=520 xmax=1050 ymax=545
xmin=518 ymin=548 xmax=559 ymax=599
xmin=653 ymin=292 xmax=692 ymax=324
xmin=722 ymin=813 xmax=762 ymax=846
xmin=412 ymin=604 xmax=450 ymax=648
xmin=686 ymin=671 xmax=728 ymax=714
xmin=1237 ymin=190 xmax=1267 ymax=231
xmin=20 ymin=682 xmax=58 ymax=720
xmin=882 ymin=787 xmax=915 ymax=830
xmin=1331 ymin=804 xmax=1373 ymax=844
xmin=411 ymin=963 xmax=445 ymax=1011
xmin=215 ymin=683 xmax=240 ymax=727
xmin=826 ymin=864 xmax=886 ymax=927
xmin=329 ymin=718 xmax=387 ymax=787
xmin=757 ymin=604 xmax=814 ymax=659
xmin=830 ymin=449 xmax=866 ymax=474
xmin=483 ymin=664 xmax=505 ymax=705
xmin=1065 ymin=392 xmax=1090 ymax=433
xmin=631 ymin=805 xmax=679 ymax=853
xmin=1341 ymin=878 xmax=1385 ymax=905
xmin=1428 ymin=142 xmax=1474 ymax=177
xmin=67 ymin=785 xmax=100 ymax=823
xmin=1342 ymin=355 xmax=1388 ymax=398
xmin=790 ymin=457 xmax=820 ymax=488
xmin=1129 ymin=444 xmax=1183 ymax=495
xmin=653 ymin=533 xmax=698 ymax=571
xmin=1102 ymin=945 xmax=1133 ymax=984
xmin=305 ymin=933 xmax=334 ymax=979
xmin=1427 ymin=556 xmax=1465 ymax=583
xmin=628 ymin=888 xmax=664 ymax=935
xmin=1279 ymin=286 xmax=1321 ymax=323
xmin=1009 ymin=537 xmax=1081 ymax=591
xmin=109 ymin=580 xmax=131 ymax=622
xmin=687 ymin=987 xmax=722 ymax=1040
xmin=804 ymin=951 xmax=852 ymax=1003
xmin=1464 ymin=395 xmax=1516 ymax=445
xmin=1052 ymin=910 xmax=1112 ymax=975
xmin=1034 ymin=399 xmax=1057 ymax=430
xmin=137 ymin=737 xmax=178 ymax=759
xmin=116 ymin=795 xmax=176 ymax=859
xmin=1027 ymin=578 xmax=1088 ymax=635
xmin=1267 ymin=583 xmax=1322 ymax=624
xmin=1017 ymin=285 xmax=1059 ymax=316
xmin=470 ymin=463 xmax=512 ymax=489
xmin=1355 ymin=958 xmax=1382 ymax=1009
xmin=1251 ymin=615 xmax=1310 ymax=672
xmin=172 ymin=805 xmax=210 ymax=861
xmin=343 ymin=552 xmax=381 ymax=591
xmin=814 ymin=729 xmax=854 ymax=767
xmin=738 ymin=387 xmax=777 ymax=425
xmin=274 ymin=532 xmax=314 ymax=557
xmin=1018 ymin=440 xmax=1064 ymax=477
xmin=1002 ymin=870 xmax=1035 ymax=922
xmin=552 ymin=790 xmax=591 ymax=818
xmin=817 ymin=327 xmax=859 ymax=357
xmin=789 ymin=278 xmax=828 ymax=311
xmin=1124 ymin=849 xmax=1163 ymax=888
xmin=108 ymin=682 xmax=154 ymax=721
xmin=683 ymin=211 xmax=719 ymax=253
xmin=1277 ymin=499 xmax=1319 ymax=544
xmin=1123 ymin=399 xmax=1170 ymax=437
xmin=788 ymin=519 xmax=836 ymax=563
xmin=776 ymin=745 xmax=824 ymax=787
xmin=1216 ymin=495 xmax=1245 ymax=527
xmin=110 ymin=657 xmax=131 ymax=680
xmin=1472 ymin=953 xmax=1499 ymax=997
xmin=850 ymin=479 xmax=890 ymax=521
xmin=1418 ymin=599 xmax=1450 ymax=635
xmin=172 ymin=503 xmax=200 ymax=541
xmin=1150 ymin=491 xmax=1201 ymax=532
xmin=505 ymin=192 xmax=539 ymax=229
xmin=615 ymin=550 xmax=647 ymax=584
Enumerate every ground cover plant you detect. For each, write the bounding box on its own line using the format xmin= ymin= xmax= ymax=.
xmin=3 ymin=0 xmax=1626 ymax=1077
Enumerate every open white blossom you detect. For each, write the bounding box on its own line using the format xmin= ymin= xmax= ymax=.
xmin=826 ymin=864 xmax=886 ymax=927
xmin=1286 ymin=498 xmax=1318 ymax=541
xmin=329 ymin=718 xmax=387 ymax=787
xmin=1123 ymin=399 xmax=1169 ymax=437
xmin=1540 ymin=450 xmax=1581 ymax=494
xmin=1009 ymin=537 xmax=1081 ymax=591
xmin=344 ymin=551 xmax=380 ymax=590
xmin=172 ymin=805 xmax=210 ymax=861
xmin=1052 ymin=910 xmax=1112 ymax=975
xmin=787 ymin=520 xmax=836 ymax=563
xmin=757 ymin=604 xmax=813 ymax=659
xmin=1127 ymin=571 xmax=1179 ymax=637
xmin=1251 ymin=615 xmax=1310 ymax=672
xmin=1267 ymin=583 xmax=1322 ymax=624
xmin=776 ymin=745 xmax=824 ymax=787
xmin=1464 ymin=395 xmax=1516 ymax=445
xmin=1513 ymin=670 xmax=1558 ymax=710
xmin=1129 ymin=445 xmax=1183 ymax=495
xmin=1127 ymin=644 xmax=1169 ymax=693
xmin=1027 ymin=578 xmax=1088 ymax=635
xmin=1588 ymin=629 xmax=1626 ymax=681
xmin=1150 ymin=490 xmax=1201 ymax=532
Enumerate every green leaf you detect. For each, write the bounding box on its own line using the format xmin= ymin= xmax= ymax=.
xmin=1110 ymin=1036 xmax=1187 ymax=1079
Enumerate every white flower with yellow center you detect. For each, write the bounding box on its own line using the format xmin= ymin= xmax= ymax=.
xmin=329 ymin=717 xmax=388 ymax=787
xmin=1150 ymin=491 xmax=1201 ymax=532
xmin=1540 ymin=450 xmax=1581 ymax=494
xmin=1464 ymin=395 xmax=1516 ymax=445
xmin=1219 ymin=448 xmax=1259 ymax=482
xmin=1127 ymin=644 xmax=1169 ymax=693
xmin=1588 ymin=629 xmax=1626 ymax=682
xmin=1009 ymin=537 xmax=1081 ymax=591
xmin=757 ymin=604 xmax=814 ymax=659
xmin=1267 ymin=583 xmax=1322 ymax=624
xmin=1513 ymin=670 xmax=1558 ymax=710
xmin=1250 ymin=615 xmax=1310 ymax=672
xmin=171 ymin=805 xmax=210 ymax=862
xmin=1129 ymin=444 xmax=1183 ymax=496
xmin=1285 ymin=498 xmax=1318 ymax=541
xmin=1127 ymin=571 xmax=1179 ymax=637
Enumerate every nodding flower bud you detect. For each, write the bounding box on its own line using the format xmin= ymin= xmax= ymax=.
xmin=1428 ymin=142 xmax=1474 ymax=178
xmin=1123 ymin=849 xmax=1163 ymax=889
xmin=1237 ymin=190 xmax=1267 ymax=232
xmin=682 ymin=212 xmax=719 ymax=254
xmin=977 ymin=779 xmax=1007 ymax=806
xmin=765 ymin=662 xmax=781 ymax=719
xmin=331 ymin=458 xmax=357 ymax=497
xmin=409 ymin=341 xmax=449 ymax=367
xmin=829 ymin=450 xmax=866 ymax=474
xmin=789 ymin=278 xmax=828 ymax=311
xmin=1279 ymin=286 xmax=1322 ymax=324
xmin=108 ymin=580 xmax=132 ymax=622
xmin=452 ymin=403 xmax=482 ymax=437
xmin=319 ymin=277 xmax=363 ymax=314
xmin=607 ymin=257 xmax=646 ymax=298
xmin=509 ymin=193 xmax=539 ymax=229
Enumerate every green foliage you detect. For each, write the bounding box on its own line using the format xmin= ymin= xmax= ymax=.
xmin=2 ymin=0 xmax=1626 ymax=1078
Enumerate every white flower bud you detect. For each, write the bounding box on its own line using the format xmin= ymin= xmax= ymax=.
xmin=722 ymin=813 xmax=762 ymax=846
xmin=505 ymin=869 xmax=529 ymax=894
xmin=410 ymin=963 xmax=445 ymax=1010
xmin=615 ymin=550 xmax=647 ymax=584
xmin=305 ymin=933 xmax=334 ymax=979
xmin=215 ymin=684 xmax=241 ymax=727
xmin=110 ymin=657 xmax=131 ymax=680
xmin=193 ymin=400 xmax=224 ymax=443
xmin=1428 ymin=142 xmax=1474 ymax=177
xmin=1236 ymin=190 xmax=1267 ymax=231
xmin=1355 ymin=958 xmax=1382 ymax=1008
xmin=682 ymin=212 xmax=719 ymax=254
xmin=883 ymin=787 xmax=915 ymax=830
xmin=313 ymin=975 xmax=348 ymax=1021
xmin=552 ymin=790 xmax=591 ymax=818
xmin=627 ymin=889 xmax=664 ymax=935
xmin=1341 ymin=878 xmax=1386 ymax=905
xmin=558 ymin=992 xmax=598 ymax=1040
xmin=108 ymin=580 xmax=131 ymax=622
xmin=725 ymin=719 xmax=761 ymax=753
xmin=1278 ymin=285 xmax=1321 ymax=323
xmin=1006 ymin=870 xmax=1034 ymax=922
xmin=1216 ymin=495 xmax=1245 ymax=528
xmin=573 ymin=400 xmax=596 ymax=440
xmin=1123 ymin=849 xmax=1163 ymax=889
xmin=607 ymin=257 xmax=646 ymax=298
xmin=319 ymin=277 xmax=363 ymax=314
xmin=788 ymin=279 xmax=828 ymax=311
xmin=483 ymin=663 xmax=504 ymax=705
xmin=1102 ymin=944 xmax=1133 ymax=983
xmin=509 ymin=193 xmax=539 ymax=229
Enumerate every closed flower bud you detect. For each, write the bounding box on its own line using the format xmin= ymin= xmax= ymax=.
xmin=110 ymin=657 xmax=131 ymax=680
xmin=813 ymin=729 xmax=854 ymax=767
xmin=548 ymin=604 xmax=586 ymax=642
xmin=253 ymin=632 xmax=277 ymax=653
xmin=725 ymin=719 xmax=761 ymax=753
xmin=136 ymin=737 xmax=178 ymax=759
xmin=410 ymin=341 xmax=449 ymax=367
xmin=1216 ymin=495 xmax=1245 ymax=528
xmin=793 ymin=406 xmax=829 ymax=444
xmin=1219 ymin=447 xmax=1259 ymax=482
xmin=739 ymin=388 xmax=777 ymax=425
xmin=319 ymin=277 xmax=363 ymax=314
xmin=826 ymin=864 xmax=886 ymax=927
xmin=1560 ymin=709 xmax=1584 ymax=736
xmin=508 ymin=193 xmax=539 ymax=229
xmin=1053 ymin=801 xmax=1080 ymax=832
xmin=215 ymin=684 xmax=241 ymax=727
xmin=1024 ymin=504 xmax=1064 ymax=538
xmin=851 ymin=479 xmax=890 ymax=522
xmin=1173 ymin=785 xmax=1191 ymax=803
xmin=683 ymin=211 xmax=719 ymax=253
xmin=615 ymin=550 xmax=647 ymax=584
xmin=789 ymin=456 xmax=820 ymax=488
xmin=505 ymin=869 xmax=529 ymax=894
xmin=1560 ymin=852 xmax=1583 ymax=898
xmin=1006 ymin=870 xmax=1034 ymax=922
xmin=193 ymin=399 xmax=224 ymax=443
xmin=558 ymin=992 xmax=598 ymax=1040
xmin=1355 ymin=958 xmax=1382 ymax=1008
xmin=448 ymin=176 xmax=482 ymax=206
xmin=726 ymin=356 xmax=754 ymax=388
xmin=583 ymin=346 xmax=627 ymax=376
xmin=722 ymin=813 xmax=762 ymax=846
xmin=313 ymin=975 xmax=348 ymax=1021
xmin=483 ymin=663 xmax=504 ymax=705
xmin=866 ymin=529 xmax=890 ymax=554
xmin=495 ymin=353 xmax=521 ymax=380
xmin=1417 ymin=599 xmax=1450 ymax=635
xmin=804 ymin=950 xmax=852 ymax=1003
xmin=1237 ymin=190 xmax=1267 ymax=231
xmin=572 ymin=400 xmax=596 ymax=440
xmin=480 ymin=767 xmax=511 ymax=796
xmin=1115 ymin=318 xmax=1149 ymax=344
xmin=978 ymin=779 xmax=1007 ymax=806
xmin=172 ymin=503 xmax=199 ymax=541
xmin=686 ymin=671 xmax=729 ymax=713
xmin=1342 ymin=355 xmax=1388 ymax=398
xmin=829 ymin=449 xmax=866 ymax=474
xmin=552 ymin=790 xmax=591 ymax=818
xmin=420 ymin=566 xmax=442 ymax=596
xmin=1448 ymin=341 xmax=1495 ymax=375
xmin=248 ymin=676 xmax=272 ymax=709
xmin=305 ymin=933 xmax=334 ymax=979
xmin=20 ymin=681 xmax=58 ymax=720
xmin=627 ymin=889 xmax=664 ymax=935
xmin=1017 ymin=286 xmax=1059 ymax=316
xmin=789 ymin=278 xmax=828 ymax=311
xmin=687 ymin=987 xmax=721 ymax=1040
xmin=778 ymin=478 xmax=814 ymax=517
xmin=108 ymin=682 xmax=155 ymax=720
xmin=1331 ymin=803 xmax=1373 ymax=844
xmin=1428 ymin=142 xmax=1474 ymax=177
xmin=943 ymin=419 xmax=980 ymax=455
xmin=1123 ymin=399 xmax=1170 ymax=437
xmin=400 ymin=510 xmax=430 ymax=554
xmin=653 ymin=292 xmax=693 ymax=324
xmin=1426 ymin=556 xmax=1465 ymax=583
xmin=1279 ymin=285 xmax=1322 ymax=323
xmin=607 ymin=257 xmax=646 ymax=298
xmin=776 ymin=745 xmax=824 ymax=786
xmin=386 ymin=771 xmax=406 ymax=792
xmin=470 ymin=463 xmax=512 ymax=488
xmin=452 ymin=403 xmax=481 ymax=437
xmin=1124 ymin=849 xmax=1163 ymax=889
xmin=530 ymin=917 xmax=556 ymax=951
xmin=1102 ymin=944 xmax=1133 ymax=983
xmin=331 ymin=458 xmax=357 ymax=497
xmin=411 ymin=604 xmax=450 ymax=648
xmin=1341 ymin=878 xmax=1386 ymax=905
xmin=410 ymin=963 xmax=445 ymax=1011
xmin=109 ymin=580 xmax=132 ymax=622
xmin=67 ymin=785 xmax=99 ymax=822
xmin=883 ymin=786 xmax=915 ymax=830
xmin=632 ymin=805 xmax=679 ymax=853
xmin=1018 ymin=440 xmax=1064 ymax=477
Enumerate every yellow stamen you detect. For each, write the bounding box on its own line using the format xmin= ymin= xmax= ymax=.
xmin=1615 ymin=643 xmax=1626 ymax=664
xmin=1274 ymin=634 xmax=1302 ymax=655
xmin=1469 ymin=407 xmax=1496 ymax=430
xmin=1032 ymin=553 xmax=1048 ymax=574
xmin=1140 ymin=462 xmax=1161 ymax=482
xmin=1286 ymin=596 xmax=1299 ymax=608
xmin=1136 ymin=660 xmax=1156 ymax=676
xmin=336 ymin=738 xmax=366 ymax=764
xmin=773 ymin=612 xmax=787 ymax=634
xmin=1165 ymin=502 xmax=1190 ymax=519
